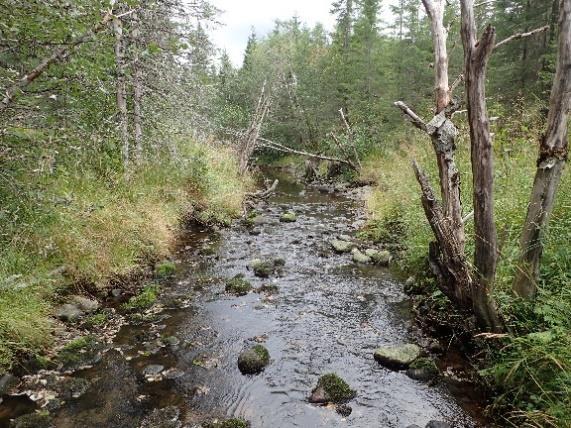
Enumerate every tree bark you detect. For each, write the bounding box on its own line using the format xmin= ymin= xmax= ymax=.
xmin=460 ymin=0 xmax=503 ymax=331
xmin=113 ymin=14 xmax=130 ymax=169
xmin=514 ymin=0 xmax=571 ymax=299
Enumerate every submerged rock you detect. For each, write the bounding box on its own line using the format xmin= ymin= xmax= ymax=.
xmin=426 ymin=422 xmax=452 ymax=428
xmin=279 ymin=211 xmax=297 ymax=223
xmin=203 ymin=418 xmax=249 ymax=428
xmin=140 ymin=406 xmax=182 ymax=428
xmin=225 ymin=275 xmax=252 ymax=296
xmin=336 ymin=403 xmax=353 ymax=417
xmin=330 ymin=239 xmax=353 ymax=254
xmin=405 ymin=357 xmax=439 ymax=382
xmin=250 ymin=258 xmax=285 ymax=278
xmin=309 ymin=373 xmax=356 ymax=404
xmin=10 ymin=412 xmax=53 ymax=428
xmin=351 ymin=248 xmax=371 ymax=264
xmin=365 ymin=249 xmax=391 ymax=266
xmin=374 ymin=344 xmax=422 ymax=370
xmin=238 ymin=345 xmax=270 ymax=375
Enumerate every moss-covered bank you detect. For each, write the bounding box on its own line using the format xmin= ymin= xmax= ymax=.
xmin=0 ymin=139 xmax=252 ymax=370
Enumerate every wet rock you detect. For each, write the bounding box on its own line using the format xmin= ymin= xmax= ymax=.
xmin=140 ymin=406 xmax=182 ymax=428
xmin=162 ymin=336 xmax=181 ymax=347
xmin=374 ymin=344 xmax=422 ymax=370
xmin=142 ymin=364 xmax=164 ymax=381
xmin=0 ymin=373 xmax=19 ymax=395
xmin=426 ymin=422 xmax=452 ymax=428
xmin=365 ymin=249 xmax=391 ymax=266
xmin=237 ymin=345 xmax=270 ymax=375
xmin=309 ymin=373 xmax=356 ymax=404
xmin=336 ymin=404 xmax=353 ymax=417
xmin=10 ymin=412 xmax=53 ymax=428
xmin=256 ymin=284 xmax=279 ymax=294
xmin=279 ymin=211 xmax=297 ymax=223
xmin=330 ymin=239 xmax=353 ymax=254
xmin=250 ymin=258 xmax=284 ymax=278
xmin=249 ymin=229 xmax=261 ymax=236
xmin=225 ymin=275 xmax=252 ymax=296
xmin=55 ymin=303 xmax=84 ymax=322
xmin=351 ymin=248 xmax=371 ymax=264
xmin=406 ymin=425 xmax=422 ymax=428
xmin=405 ymin=357 xmax=439 ymax=382
xmin=203 ymin=418 xmax=249 ymax=428
xmin=57 ymin=377 xmax=90 ymax=400
xmin=58 ymin=336 xmax=102 ymax=369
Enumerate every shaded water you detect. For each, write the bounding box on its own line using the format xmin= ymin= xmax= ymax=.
xmin=1 ymin=173 xmax=486 ymax=427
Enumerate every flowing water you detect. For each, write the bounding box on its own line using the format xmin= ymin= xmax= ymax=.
xmin=0 ymin=172 xmax=487 ymax=428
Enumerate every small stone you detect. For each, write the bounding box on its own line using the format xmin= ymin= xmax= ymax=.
xmin=351 ymin=248 xmax=371 ymax=264
xmin=330 ymin=239 xmax=353 ymax=254
xmin=280 ymin=211 xmax=297 ymax=223
xmin=237 ymin=345 xmax=270 ymax=375
xmin=55 ymin=304 xmax=84 ymax=322
xmin=426 ymin=422 xmax=452 ymax=428
xmin=70 ymin=296 xmax=100 ymax=313
xmin=163 ymin=336 xmax=181 ymax=347
xmin=111 ymin=288 xmax=123 ymax=298
xmin=374 ymin=344 xmax=422 ymax=370
xmin=309 ymin=373 xmax=355 ymax=404
xmin=336 ymin=404 xmax=352 ymax=417
xmin=142 ymin=364 xmax=164 ymax=379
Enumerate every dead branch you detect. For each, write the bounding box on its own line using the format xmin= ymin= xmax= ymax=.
xmin=338 ymin=108 xmax=362 ymax=170
xmin=394 ymin=101 xmax=427 ymax=132
xmin=495 ymin=25 xmax=550 ymax=50
xmin=258 ymin=137 xmax=358 ymax=170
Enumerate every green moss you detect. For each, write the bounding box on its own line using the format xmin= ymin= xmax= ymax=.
xmin=84 ymin=312 xmax=109 ymax=327
xmin=122 ymin=284 xmax=160 ymax=311
xmin=203 ymin=418 xmax=249 ymax=428
xmin=155 ymin=260 xmax=176 ymax=278
xmin=225 ymin=275 xmax=252 ymax=296
xmin=317 ymin=373 xmax=356 ymax=403
xmin=58 ymin=335 xmax=98 ymax=366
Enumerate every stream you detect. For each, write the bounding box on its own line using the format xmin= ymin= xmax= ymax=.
xmin=0 ymin=172 xmax=487 ymax=427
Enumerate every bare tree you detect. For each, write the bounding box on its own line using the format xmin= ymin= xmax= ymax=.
xmin=514 ymin=0 xmax=571 ymax=298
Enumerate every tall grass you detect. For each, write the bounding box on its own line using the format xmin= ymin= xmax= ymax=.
xmin=361 ymin=105 xmax=571 ymax=426
xmin=0 ymin=137 xmax=251 ymax=369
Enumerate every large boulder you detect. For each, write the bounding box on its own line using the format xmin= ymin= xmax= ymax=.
xmin=237 ymin=345 xmax=270 ymax=375
xmin=351 ymin=248 xmax=371 ymax=264
xmin=330 ymin=239 xmax=353 ymax=254
xmin=374 ymin=344 xmax=422 ymax=370
xmin=309 ymin=373 xmax=356 ymax=404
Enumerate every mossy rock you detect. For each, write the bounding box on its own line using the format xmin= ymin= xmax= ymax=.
xmin=365 ymin=249 xmax=391 ymax=266
xmin=309 ymin=373 xmax=356 ymax=404
xmin=225 ymin=275 xmax=252 ymax=296
xmin=330 ymin=239 xmax=353 ymax=254
xmin=351 ymin=248 xmax=371 ymax=264
xmin=203 ymin=418 xmax=249 ymax=428
xmin=256 ymin=284 xmax=279 ymax=294
xmin=57 ymin=335 xmax=101 ymax=369
xmin=250 ymin=259 xmax=274 ymax=278
xmin=155 ymin=260 xmax=177 ymax=278
xmin=406 ymin=357 xmax=439 ymax=382
xmin=10 ymin=412 xmax=53 ymax=428
xmin=122 ymin=284 xmax=160 ymax=311
xmin=374 ymin=344 xmax=422 ymax=370
xmin=279 ymin=211 xmax=297 ymax=223
xmin=237 ymin=345 xmax=270 ymax=375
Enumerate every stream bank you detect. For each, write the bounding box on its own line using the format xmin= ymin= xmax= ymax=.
xmin=0 ymin=171 xmax=487 ymax=427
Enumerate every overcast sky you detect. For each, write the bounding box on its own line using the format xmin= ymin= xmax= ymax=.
xmin=208 ymin=0 xmax=380 ymax=67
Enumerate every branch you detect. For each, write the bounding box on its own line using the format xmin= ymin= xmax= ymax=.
xmin=1 ymin=10 xmax=116 ymax=112
xmin=449 ymin=74 xmax=464 ymax=95
xmin=394 ymin=101 xmax=427 ymax=132
xmin=338 ymin=108 xmax=362 ymax=170
xmin=495 ymin=25 xmax=549 ymax=50
xmin=258 ymin=137 xmax=357 ymax=170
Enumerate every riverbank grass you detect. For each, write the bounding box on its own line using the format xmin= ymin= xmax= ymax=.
xmin=0 ymin=139 xmax=251 ymax=370
xmin=361 ymin=110 xmax=571 ymax=426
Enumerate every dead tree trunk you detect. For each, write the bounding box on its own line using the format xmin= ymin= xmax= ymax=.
xmin=238 ymin=81 xmax=271 ymax=175
xmin=113 ymin=14 xmax=130 ymax=169
xmin=460 ymin=0 xmax=503 ymax=330
xmin=514 ymin=0 xmax=571 ymax=299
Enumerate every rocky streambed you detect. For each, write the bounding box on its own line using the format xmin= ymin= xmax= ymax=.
xmin=0 ymin=173 xmax=487 ymax=427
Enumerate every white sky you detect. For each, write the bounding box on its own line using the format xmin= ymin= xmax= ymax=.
xmin=208 ymin=0 xmax=337 ymax=66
